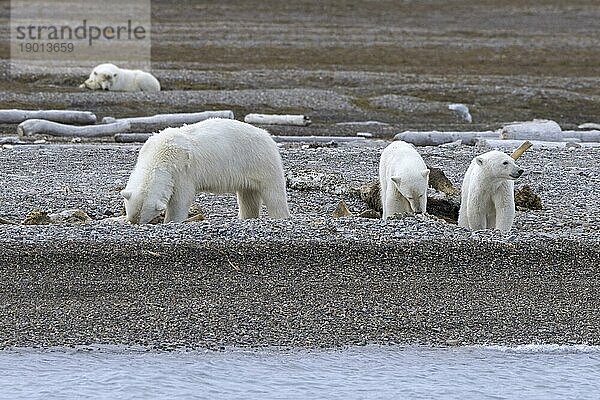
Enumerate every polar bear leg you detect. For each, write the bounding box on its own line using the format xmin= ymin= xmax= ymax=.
xmin=466 ymin=208 xmax=487 ymax=230
xmin=486 ymin=212 xmax=496 ymax=229
xmin=383 ymin=185 xmax=410 ymax=219
xmin=261 ymin=187 xmax=290 ymax=219
xmin=495 ymin=205 xmax=515 ymax=232
xmin=237 ymin=189 xmax=262 ymax=219
xmin=164 ymin=185 xmax=195 ymax=223
xmin=458 ymin=167 xmax=472 ymax=228
xmin=494 ymin=183 xmax=516 ymax=232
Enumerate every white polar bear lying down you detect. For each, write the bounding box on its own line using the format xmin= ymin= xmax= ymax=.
xmin=458 ymin=150 xmax=524 ymax=232
xmin=379 ymin=141 xmax=430 ymax=219
xmin=80 ymin=63 xmax=160 ymax=92
xmin=121 ymin=118 xmax=290 ymax=224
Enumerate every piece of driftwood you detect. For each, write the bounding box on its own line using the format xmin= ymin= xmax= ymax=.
xmin=0 ymin=109 xmax=97 ymax=125
xmin=477 ymin=138 xmax=600 ymax=149
xmin=562 ymin=130 xmax=600 ymax=142
xmin=427 ymin=197 xmax=461 ymax=223
xmin=116 ymin=134 xmax=366 ymax=144
xmin=273 ymin=135 xmax=365 ymax=143
xmin=114 ymin=133 xmax=153 ymax=143
xmin=0 ymin=136 xmax=25 ymax=145
xmin=244 ymin=114 xmax=311 ymax=126
xmin=578 ymin=123 xmax=600 ymax=130
xmin=18 ymin=119 xmax=131 ymax=138
xmin=510 ymin=141 xmax=533 ymax=160
xmin=499 ymin=119 xmax=562 ymax=141
xmin=102 ymin=111 xmax=234 ymax=132
xmin=394 ymin=131 xmax=497 ymax=146
xmin=428 ymin=166 xmax=459 ymax=195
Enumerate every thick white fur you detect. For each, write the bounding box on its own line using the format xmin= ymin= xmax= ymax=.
xmin=121 ymin=118 xmax=290 ymax=224
xmin=458 ymin=150 xmax=524 ymax=232
xmin=80 ymin=63 xmax=160 ymax=92
xmin=379 ymin=141 xmax=429 ymax=219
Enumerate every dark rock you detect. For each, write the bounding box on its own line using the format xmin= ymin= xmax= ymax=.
xmin=515 ymin=185 xmax=543 ymax=210
xmin=332 ymin=200 xmax=352 ymax=217
xmin=428 ymin=166 xmax=459 ymax=195
xmin=357 ymin=209 xmax=381 ymax=219
xmin=22 ymin=208 xmax=52 ymax=225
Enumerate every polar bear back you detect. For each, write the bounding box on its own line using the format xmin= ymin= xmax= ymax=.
xmin=379 ymin=140 xmax=429 ymax=218
xmin=163 ymin=119 xmax=282 ymax=193
xmin=141 ymin=118 xmax=284 ymax=193
xmin=122 ymin=118 xmax=289 ymax=223
xmin=379 ymin=141 xmax=427 ymax=176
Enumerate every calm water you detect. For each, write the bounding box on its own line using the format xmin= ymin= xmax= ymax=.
xmin=1 ymin=344 xmax=599 ymax=399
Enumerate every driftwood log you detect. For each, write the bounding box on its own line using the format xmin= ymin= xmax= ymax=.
xmin=0 ymin=109 xmax=97 ymax=125
xmin=18 ymin=119 xmax=131 ymax=138
xmin=499 ymin=119 xmax=562 ymax=141
xmin=477 ymin=139 xmax=600 ymax=149
xmin=0 ymin=136 xmax=26 ymax=145
xmin=578 ymin=123 xmax=600 ymax=130
xmin=562 ymin=130 xmax=600 ymax=142
xmin=114 ymin=133 xmax=153 ymax=143
xmin=244 ymin=114 xmax=312 ymax=126
xmin=101 ymin=111 xmax=234 ymax=132
xmin=394 ymin=131 xmax=497 ymax=146
xmin=272 ymin=135 xmax=364 ymax=143
xmin=115 ymin=134 xmax=367 ymax=144
xmin=501 ymin=120 xmax=600 ymax=142
xmin=510 ymin=140 xmax=533 ymax=159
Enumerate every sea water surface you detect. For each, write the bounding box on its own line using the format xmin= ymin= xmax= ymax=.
xmin=1 ymin=344 xmax=599 ymax=399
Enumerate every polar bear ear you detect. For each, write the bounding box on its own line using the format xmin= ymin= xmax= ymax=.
xmin=120 ymin=190 xmax=132 ymax=200
xmin=422 ymin=169 xmax=430 ymax=179
xmin=475 ymin=156 xmax=485 ymax=166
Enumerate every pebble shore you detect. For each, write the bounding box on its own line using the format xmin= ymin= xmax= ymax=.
xmin=0 ymin=141 xmax=599 ymax=350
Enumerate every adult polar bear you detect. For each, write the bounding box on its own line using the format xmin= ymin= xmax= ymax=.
xmin=80 ymin=63 xmax=160 ymax=92
xmin=121 ymin=118 xmax=290 ymax=224
xmin=379 ymin=141 xmax=429 ymax=219
xmin=458 ymin=150 xmax=524 ymax=232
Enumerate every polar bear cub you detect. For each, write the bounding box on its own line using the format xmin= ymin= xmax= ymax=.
xmin=379 ymin=141 xmax=430 ymax=219
xmin=121 ymin=118 xmax=290 ymax=224
xmin=458 ymin=150 xmax=524 ymax=232
xmin=80 ymin=63 xmax=160 ymax=92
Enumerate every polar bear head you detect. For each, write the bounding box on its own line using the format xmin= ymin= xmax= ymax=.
xmin=120 ymin=188 xmax=167 ymax=224
xmin=475 ymin=150 xmax=524 ymax=180
xmin=391 ymin=169 xmax=430 ymax=214
xmin=80 ymin=63 xmax=120 ymax=90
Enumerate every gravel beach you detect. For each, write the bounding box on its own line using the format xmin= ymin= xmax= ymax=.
xmin=0 ymin=142 xmax=599 ymax=350
xmin=0 ymin=0 xmax=599 ymax=350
